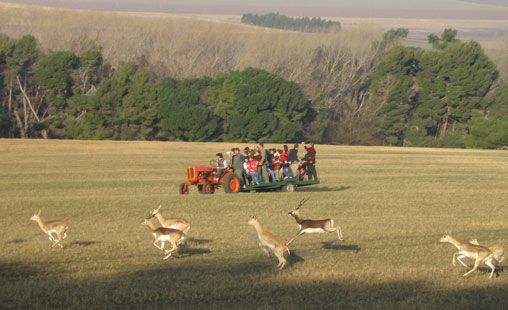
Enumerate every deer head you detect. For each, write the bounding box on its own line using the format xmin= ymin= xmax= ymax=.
xmin=147 ymin=205 xmax=162 ymax=219
xmin=248 ymin=215 xmax=257 ymax=225
xmin=288 ymin=198 xmax=309 ymax=215
xmin=30 ymin=210 xmax=42 ymax=221
xmin=439 ymin=232 xmax=453 ymax=243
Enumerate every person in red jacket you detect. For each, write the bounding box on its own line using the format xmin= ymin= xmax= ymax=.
xmin=245 ymin=155 xmax=260 ymax=185
xmin=279 ymin=145 xmax=289 ymax=163
xmin=303 ymin=142 xmax=318 ymax=180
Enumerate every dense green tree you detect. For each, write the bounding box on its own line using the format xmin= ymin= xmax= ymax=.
xmin=2 ymin=35 xmax=45 ymax=138
xmin=0 ymin=109 xmax=13 ymax=137
xmin=34 ymin=51 xmax=79 ymax=99
xmin=372 ymin=30 xmax=498 ymax=147
xmin=406 ymin=40 xmax=497 ymax=146
xmin=241 ymin=13 xmax=341 ymax=33
xmin=158 ymin=77 xmax=218 ymax=141
xmin=428 ymin=28 xmax=458 ymax=50
xmin=0 ymin=30 xmax=505 ymax=148
xmin=73 ymin=48 xmax=105 ymax=95
xmin=206 ymin=68 xmax=308 ymax=142
xmin=370 ymin=46 xmax=421 ymax=145
xmin=466 ymin=84 xmax=508 ymax=148
xmin=63 ymin=63 xmax=158 ymax=140
xmin=34 ymin=51 xmax=80 ymax=132
xmin=6 ymin=35 xmax=39 ymax=74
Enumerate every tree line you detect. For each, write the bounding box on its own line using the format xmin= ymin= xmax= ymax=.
xmin=241 ymin=13 xmax=341 ymax=33
xmin=0 ymin=30 xmax=506 ymax=148
xmin=0 ymin=34 xmax=310 ymax=142
xmin=368 ymin=29 xmax=507 ymax=148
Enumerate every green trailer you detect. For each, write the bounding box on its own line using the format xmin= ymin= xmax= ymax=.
xmin=241 ymin=177 xmax=319 ymax=192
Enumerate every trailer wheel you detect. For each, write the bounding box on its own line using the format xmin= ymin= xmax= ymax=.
xmin=223 ymin=174 xmax=242 ymax=193
xmin=179 ymin=183 xmax=189 ymax=195
xmin=284 ymin=182 xmax=296 ymax=192
xmin=202 ymin=181 xmax=215 ymax=194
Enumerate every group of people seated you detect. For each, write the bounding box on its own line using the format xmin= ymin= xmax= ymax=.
xmin=212 ymin=142 xmax=318 ymax=186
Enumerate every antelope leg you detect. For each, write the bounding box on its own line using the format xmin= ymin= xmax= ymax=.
xmin=462 ymin=260 xmax=480 ymax=277
xmin=152 ymin=241 xmax=163 ymax=250
xmin=286 ymin=231 xmax=305 ymax=246
xmin=485 ymin=259 xmax=496 ymax=279
xmin=457 ymin=255 xmax=469 ymax=267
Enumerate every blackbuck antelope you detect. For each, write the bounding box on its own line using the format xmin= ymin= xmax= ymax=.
xmin=30 ymin=210 xmax=68 ymax=248
xmin=469 ymin=239 xmax=505 ymax=264
xmin=287 ymin=198 xmax=344 ymax=246
xmin=147 ymin=205 xmax=191 ymax=235
xmin=440 ymin=235 xmax=497 ymax=279
xmin=248 ymin=216 xmax=290 ymax=270
xmin=142 ymin=218 xmax=186 ymax=260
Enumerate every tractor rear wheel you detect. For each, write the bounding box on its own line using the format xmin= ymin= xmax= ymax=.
xmin=179 ymin=183 xmax=189 ymax=195
xmin=223 ymin=174 xmax=242 ymax=193
xmin=202 ymin=181 xmax=215 ymax=194
xmin=284 ymin=182 xmax=296 ymax=192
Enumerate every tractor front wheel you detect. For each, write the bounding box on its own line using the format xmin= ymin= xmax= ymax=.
xmin=179 ymin=183 xmax=189 ymax=195
xmin=223 ymin=174 xmax=242 ymax=193
xmin=201 ymin=181 xmax=215 ymax=194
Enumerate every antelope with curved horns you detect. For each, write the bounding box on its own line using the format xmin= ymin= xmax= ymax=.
xmin=142 ymin=218 xmax=185 ymax=260
xmin=469 ymin=239 xmax=505 ymax=264
xmin=286 ymin=198 xmax=344 ymax=246
xmin=30 ymin=210 xmax=68 ymax=249
xmin=439 ymin=234 xmax=497 ymax=278
xmin=147 ymin=205 xmax=191 ymax=235
xmin=248 ymin=216 xmax=290 ymax=270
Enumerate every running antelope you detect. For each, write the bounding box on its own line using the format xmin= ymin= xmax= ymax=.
xmin=248 ymin=216 xmax=290 ymax=270
xmin=440 ymin=234 xmax=497 ymax=279
xmin=142 ymin=218 xmax=186 ymax=260
xmin=30 ymin=210 xmax=68 ymax=249
xmin=469 ymin=239 xmax=505 ymax=264
xmin=147 ymin=205 xmax=191 ymax=234
xmin=286 ymin=198 xmax=344 ymax=246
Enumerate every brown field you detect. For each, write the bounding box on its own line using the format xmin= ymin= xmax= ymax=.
xmin=1 ymin=1 xmax=507 ymax=81
xmin=4 ymin=0 xmax=508 ymax=19
xmin=0 ymin=139 xmax=507 ymax=308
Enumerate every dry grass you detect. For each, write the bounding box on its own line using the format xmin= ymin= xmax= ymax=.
xmin=0 ymin=2 xmax=382 ymax=80
xmin=1 ymin=2 xmax=507 ymax=93
xmin=0 ymin=2 xmax=382 ymax=81
xmin=483 ymin=39 xmax=508 ymax=82
xmin=0 ymin=139 xmax=507 ymax=308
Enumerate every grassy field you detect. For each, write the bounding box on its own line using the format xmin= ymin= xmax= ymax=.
xmin=0 ymin=139 xmax=507 ymax=308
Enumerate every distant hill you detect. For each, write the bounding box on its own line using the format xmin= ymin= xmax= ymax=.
xmin=460 ymin=0 xmax=508 ymax=7
xmin=3 ymin=0 xmax=508 ymax=19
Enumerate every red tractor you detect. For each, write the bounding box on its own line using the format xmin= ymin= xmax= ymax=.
xmin=179 ymin=165 xmax=242 ymax=194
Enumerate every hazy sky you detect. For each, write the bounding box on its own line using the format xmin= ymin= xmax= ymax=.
xmin=5 ymin=0 xmax=508 ymax=19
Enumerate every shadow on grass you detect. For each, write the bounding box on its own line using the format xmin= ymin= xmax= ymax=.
xmin=186 ymin=238 xmax=213 ymax=245
xmin=287 ymin=250 xmax=305 ymax=265
xmin=6 ymin=239 xmax=27 ymax=244
xmin=0 ymin=262 xmax=40 ymax=279
xmin=176 ymin=247 xmax=211 ymax=257
xmin=321 ymin=242 xmax=361 ymax=253
xmin=298 ymin=185 xmax=352 ymax=193
xmin=1 ymin=260 xmax=507 ymax=309
xmin=69 ymin=240 xmax=102 ymax=248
